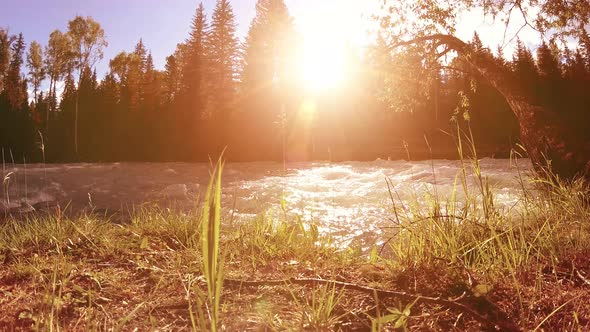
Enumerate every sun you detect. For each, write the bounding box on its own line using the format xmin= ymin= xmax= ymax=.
xmin=295 ymin=0 xmax=377 ymax=92
xmin=301 ymin=38 xmax=348 ymax=92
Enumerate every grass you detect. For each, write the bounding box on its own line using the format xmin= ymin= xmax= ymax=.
xmin=1 ymin=148 xmax=590 ymax=330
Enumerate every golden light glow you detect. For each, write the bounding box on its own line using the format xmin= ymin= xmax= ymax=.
xmin=295 ymin=0 xmax=377 ymax=92
xmin=301 ymin=38 xmax=347 ymax=91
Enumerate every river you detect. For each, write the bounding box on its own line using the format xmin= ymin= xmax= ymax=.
xmin=1 ymin=158 xmax=533 ymax=245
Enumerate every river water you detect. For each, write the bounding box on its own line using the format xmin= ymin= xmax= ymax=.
xmin=1 ymin=159 xmax=533 ymax=244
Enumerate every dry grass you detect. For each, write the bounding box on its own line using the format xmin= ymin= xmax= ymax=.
xmin=1 ymin=154 xmax=590 ymax=331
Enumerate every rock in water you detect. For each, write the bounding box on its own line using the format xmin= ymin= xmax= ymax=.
xmin=160 ymin=184 xmax=189 ymax=199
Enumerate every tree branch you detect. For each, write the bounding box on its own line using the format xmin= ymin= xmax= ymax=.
xmin=155 ymin=276 xmax=520 ymax=331
xmin=224 ymin=277 xmax=520 ymax=331
xmin=389 ymin=34 xmax=469 ymax=54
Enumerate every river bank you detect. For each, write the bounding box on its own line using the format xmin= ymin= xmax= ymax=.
xmin=1 ymin=163 xmax=589 ymax=330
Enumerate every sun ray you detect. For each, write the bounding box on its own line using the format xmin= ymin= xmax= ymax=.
xmin=294 ymin=0 xmax=376 ymax=92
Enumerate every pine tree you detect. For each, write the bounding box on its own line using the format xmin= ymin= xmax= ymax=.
xmin=96 ymin=72 xmax=122 ymax=160
xmin=240 ymin=0 xmax=296 ymax=159
xmin=3 ymin=33 xmax=27 ymax=110
xmin=564 ymin=48 xmax=587 ymax=82
xmin=536 ymin=41 xmax=562 ymax=81
xmin=76 ymin=66 xmax=100 ymax=159
xmin=512 ymin=39 xmax=540 ymax=100
xmin=208 ymin=0 xmax=239 ymax=118
xmin=536 ymin=41 xmax=563 ymax=110
xmin=562 ymin=46 xmax=588 ymax=130
xmin=174 ymin=4 xmax=210 ymax=159
xmin=53 ymin=70 xmax=77 ymax=160
xmin=61 ymin=72 xmax=76 ymax=107
xmin=183 ymin=2 xmax=209 ymax=112
xmin=128 ymin=44 xmax=144 ymax=111
xmin=366 ymin=32 xmax=392 ymax=92
xmin=109 ymin=50 xmax=142 ymax=111
xmin=241 ymin=0 xmax=295 ymax=90
xmin=99 ymin=72 xmax=120 ymax=105
xmin=0 ymin=29 xmax=15 ymax=93
xmin=142 ymin=52 xmax=161 ymax=111
xmin=470 ymin=32 xmax=484 ymax=52
xmin=0 ymin=33 xmax=36 ymax=160
xmin=133 ymin=38 xmax=148 ymax=73
xmin=206 ymin=0 xmax=240 ymax=154
xmin=164 ymin=49 xmax=184 ymax=103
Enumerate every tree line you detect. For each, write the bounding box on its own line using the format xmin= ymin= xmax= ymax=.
xmin=0 ymin=0 xmax=589 ymax=163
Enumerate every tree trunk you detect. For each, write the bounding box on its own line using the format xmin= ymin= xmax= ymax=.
xmin=395 ymin=34 xmax=590 ymax=182
xmin=75 ymin=90 xmax=79 ymax=157
xmin=75 ymin=69 xmax=82 ymax=158
xmin=46 ymin=77 xmax=53 ymax=134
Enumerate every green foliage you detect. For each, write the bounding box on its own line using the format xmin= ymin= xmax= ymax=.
xmin=3 ymin=33 xmax=27 ymax=110
xmin=44 ymin=29 xmax=72 ymax=115
xmin=208 ymin=0 xmax=239 ymax=116
xmin=3 ymin=0 xmax=590 ymax=165
xmin=66 ymin=15 xmax=108 ymax=155
xmin=379 ymin=0 xmax=590 ymax=41
xmin=291 ymin=282 xmax=346 ymax=331
xmin=26 ymin=41 xmax=46 ymax=101
xmin=371 ymin=300 xmax=416 ymax=332
xmin=0 ymin=158 xmax=589 ymax=330
xmin=190 ymin=158 xmax=225 ymax=332
xmin=0 ymin=29 xmax=13 ymax=91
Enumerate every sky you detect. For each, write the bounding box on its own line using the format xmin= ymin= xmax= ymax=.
xmin=0 ymin=0 xmax=377 ymax=77
xmin=1 ymin=0 xmax=255 ymax=76
xmin=1 ymin=0 xmax=542 ymax=85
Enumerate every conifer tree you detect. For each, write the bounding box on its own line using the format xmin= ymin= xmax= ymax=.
xmin=0 ymin=29 xmax=15 ymax=93
xmin=3 ymin=33 xmax=27 ymax=110
xmin=204 ymin=0 xmax=240 ymax=154
xmin=183 ymin=2 xmax=209 ymax=113
xmin=536 ymin=41 xmax=563 ymax=110
xmin=142 ymin=52 xmax=161 ymax=111
xmin=109 ymin=50 xmax=142 ymax=112
xmin=0 ymin=33 xmax=36 ymax=160
xmin=52 ymin=69 xmax=77 ymax=160
xmin=240 ymin=0 xmax=296 ymax=159
xmin=208 ymin=0 xmax=239 ymax=119
xmin=164 ymin=48 xmax=185 ymax=103
xmin=512 ymin=39 xmax=540 ymax=100
xmin=128 ymin=45 xmax=145 ymax=111
xmin=564 ymin=48 xmax=587 ymax=82
xmin=365 ymin=32 xmax=393 ymax=95
xmin=241 ymin=0 xmax=295 ymax=90
xmin=536 ymin=41 xmax=562 ymax=81
xmin=470 ymin=32 xmax=484 ymax=52
xmin=134 ymin=39 xmax=148 ymax=73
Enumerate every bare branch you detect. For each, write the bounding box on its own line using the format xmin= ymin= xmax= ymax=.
xmin=389 ymin=34 xmax=469 ymax=54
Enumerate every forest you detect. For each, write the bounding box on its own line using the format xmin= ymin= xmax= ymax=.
xmin=1 ymin=0 xmax=589 ymax=164
xmin=3 ymin=1 xmax=590 ymax=330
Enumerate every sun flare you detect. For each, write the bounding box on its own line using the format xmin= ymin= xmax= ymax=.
xmin=301 ymin=39 xmax=347 ymax=91
xmin=296 ymin=0 xmax=376 ymax=92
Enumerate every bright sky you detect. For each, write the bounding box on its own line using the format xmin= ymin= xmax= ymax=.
xmin=0 ymin=0 xmax=372 ymax=75
xmin=1 ymin=0 xmax=248 ymax=76
xmin=455 ymin=7 xmax=541 ymax=57
xmin=0 ymin=0 xmax=540 ymax=79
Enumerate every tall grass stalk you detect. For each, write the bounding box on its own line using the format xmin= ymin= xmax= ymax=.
xmin=192 ymin=158 xmax=225 ymax=332
xmin=381 ymin=119 xmax=590 ymax=328
xmin=287 ymin=282 xmax=345 ymax=330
